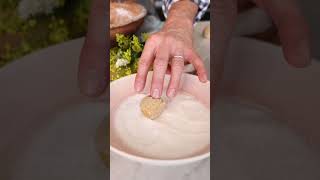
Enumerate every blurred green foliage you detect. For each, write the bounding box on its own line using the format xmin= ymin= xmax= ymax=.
xmin=110 ymin=33 xmax=148 ymax=81
xmin=0 ymin=0 xmax=91 ymax=67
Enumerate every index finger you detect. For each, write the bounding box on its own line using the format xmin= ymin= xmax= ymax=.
xmin=134 ymin=36 xmax=158 ymax=92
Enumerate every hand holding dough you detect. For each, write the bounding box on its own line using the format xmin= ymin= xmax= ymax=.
xmin=140 ymin=96 xmax=166 ymax=119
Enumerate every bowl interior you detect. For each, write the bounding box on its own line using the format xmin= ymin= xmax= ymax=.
xmin=110 ymin=72 xmax=210 ymax=164
xmin=110 ymin=2 xmax=146 ymax=29
xmin=110 ymin=2 xmax=147 ymax=44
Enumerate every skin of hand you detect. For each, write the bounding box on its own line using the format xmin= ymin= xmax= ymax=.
xmin=134 ymin=0 xmax=208 ymax=99
xmin=212 ymin=0 xmax=311 ymax=90
xmin=78 ymin=0 xmax=311 ymax=99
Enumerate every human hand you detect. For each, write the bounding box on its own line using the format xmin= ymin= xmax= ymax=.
xmin=134 ymin=0 xmax=208 ymax=98
xmin=212 ymin=0 xmax=311 ymax=88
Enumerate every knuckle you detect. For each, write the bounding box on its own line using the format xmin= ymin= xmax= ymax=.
xmin=153 ymin=59 xmax=167 ymax=68
xmin=171 ymin=59 xmax=184 ymax=68
xmin=173 ymin=41 xmax=185 ymax=50
xmin=195 ymin=63 xmax=206 ymax=74
xmin=184 ymin=48 xmax=193 ymax=58
xmin=149 ymin=34 xmax=161 ymax=42
xmin=153 ymin=77 xmax=163 ymax=84
xmin=135 ymin=74 xmax=144 ymax=82
xmin=152 ymin=76 xmax=164 ymax=87
xmin=171 ymin=65 xmax=181 ymax=71
xmin=138 ymin=59 xmax=149 ymax=67
xmin=168 ymin=82 xmax=179 ymax=90
xmin=198 ymin=68 xmax=206 ymax=75
xmin=193 ymin=58 xmax=204 ymax=68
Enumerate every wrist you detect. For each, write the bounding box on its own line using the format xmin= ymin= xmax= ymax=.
xmin=166 ymin=0 xmax=198 ymax=26
xmin=164 ymin=16 xmax=193 ymax=31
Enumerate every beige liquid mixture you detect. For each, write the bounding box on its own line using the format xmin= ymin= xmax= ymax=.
xmin=113 ymin=92 xmax=210 ymax=159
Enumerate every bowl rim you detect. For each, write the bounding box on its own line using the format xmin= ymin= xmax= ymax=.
xmin=110 ymin=73 xmax=210 ymax=166
xmin=110 ymin=2 xmax=147 ymax=29
xmin=110 ymin=146 xmax=210 ymax=166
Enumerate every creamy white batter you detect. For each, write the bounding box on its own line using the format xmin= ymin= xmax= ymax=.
xmin=113 ymin=92 xmax=210 ymax=159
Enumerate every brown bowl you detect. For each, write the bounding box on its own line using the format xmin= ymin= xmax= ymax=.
xmin=110 ymin=2 xmax=147 ymax=45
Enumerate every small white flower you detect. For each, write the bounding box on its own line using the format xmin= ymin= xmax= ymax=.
xmin=115 ymin=58 xmax=129 ymax=68
xmin=18 ymin=0 xmax=61 ymax=19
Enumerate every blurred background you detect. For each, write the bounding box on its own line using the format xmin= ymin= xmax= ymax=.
xmin=0 ymin=0 xmax=319 ymax=68
xmin=150 ymin=0 xmax=210 ymax=21
xmin=0 ymin=0 xmax=90 ymax=67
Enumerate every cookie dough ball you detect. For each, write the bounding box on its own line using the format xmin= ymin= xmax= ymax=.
xmin=140 ymin=96 xmax=166 ymax=120
xmin=203 ymin=25 xmax=210 ymax=39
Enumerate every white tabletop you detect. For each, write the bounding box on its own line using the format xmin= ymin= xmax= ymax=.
xmin=1 ymin=35 xmax=320 ymax=180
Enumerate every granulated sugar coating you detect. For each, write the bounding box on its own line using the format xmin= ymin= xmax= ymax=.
xmin=110 ymin=2 xmax=146 ymax=28
xmin=113 ymin=92 xmax=210 ymax=159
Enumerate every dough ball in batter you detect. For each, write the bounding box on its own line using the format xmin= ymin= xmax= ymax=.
xmin=140 ymin=96 xmax=166 ymax=120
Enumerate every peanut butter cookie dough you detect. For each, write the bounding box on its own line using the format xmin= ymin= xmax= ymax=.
xmin=140 ymin=96 xmax=166 ymax=120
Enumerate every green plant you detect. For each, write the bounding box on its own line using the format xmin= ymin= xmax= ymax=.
xmin=48 ymin=17 xmax=69 ymax=43
xmin=0 ymin=0 xmax=91 ymax=68
xmin=110 ymin=33 xmax=148 ymax=81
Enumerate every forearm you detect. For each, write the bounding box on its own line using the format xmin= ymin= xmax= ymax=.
xmin=161 ymin=0 xmax=198 ymax=44
xmin=163 ymin=0 xmax=198 ymax=30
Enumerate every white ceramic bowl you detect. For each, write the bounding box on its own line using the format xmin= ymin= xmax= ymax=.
xmin=110 ymin=72 xmax=210 ymax=166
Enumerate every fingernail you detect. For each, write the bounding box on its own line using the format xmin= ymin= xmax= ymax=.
xmin=200 ymin=74 xmax=208 ymax=83
xmin=167 ymin=88 xmax=176 ymax=98
xmin=135 ymin=82 xmax=143 ymax=92
xmin=203 ymin=74 xmax=208 ymax=82
xmin=290 ymin=39 xmax=311 ymax=68
xmin=152 ymin=89 xmax=160 ymax=98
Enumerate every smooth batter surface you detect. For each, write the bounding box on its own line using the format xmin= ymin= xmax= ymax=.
xmin=113 ymin=92 xmax=210 ymax=159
